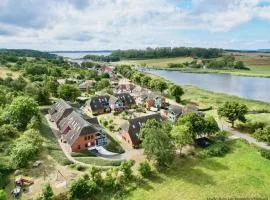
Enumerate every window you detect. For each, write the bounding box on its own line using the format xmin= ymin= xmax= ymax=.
xmin=91 ymin=142 xmax=95 ymax=146
xmin=91 ymin=135 xmax=94 ymax=139
xmin=88 ymin=136 xmax=90 ymax=140
xmin=84 ymin=136 xmax=87 ymax=140
xmin=78 ymin=145 xmax=81 ymax=150
xmin=85 ymin=144 xmax=88 ymax=148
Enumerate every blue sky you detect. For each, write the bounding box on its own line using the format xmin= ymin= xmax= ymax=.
xmin=0 ymin=0 xmax=269 ymax=50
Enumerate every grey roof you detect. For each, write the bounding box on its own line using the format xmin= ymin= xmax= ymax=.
xmin=121 ymin=114 xmax=163 ymax=144
xmin=58 ymin=111 xmax=100 ymax=145
xmin=87 ymin=95 xmax=110 ymax=112
xmin=114 ymin=93 xmax=135 ymax=107
xmin=169 ymin=105 xmax=182 ymax=116
xmin=49 ymin=99 xmax=73 ymax=123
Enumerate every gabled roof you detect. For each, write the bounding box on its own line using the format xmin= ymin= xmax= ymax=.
xmin=59 ymin=111 xmax=100 ymax=145
xmin=49 ymin=99 xmax=73 ymax=123
xmin=121 ymin=114 xmax=163 ymax=144
xmin=168 ymin=105 xmax=182 ymax=116
xmin=114 ymin=93 xmax=136 ymax=106
xmin=87 ymin=95 xmax=110 ymax=112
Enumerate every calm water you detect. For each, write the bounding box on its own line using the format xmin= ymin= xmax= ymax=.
xmin=52 ymin=51 xmax=111 ymax=59
xmin=144 ymin=69 xmax=270 ymax=103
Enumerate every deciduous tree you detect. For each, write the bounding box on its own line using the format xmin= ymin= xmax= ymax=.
xmin=218 ymin=101 xmax=248 ymax=127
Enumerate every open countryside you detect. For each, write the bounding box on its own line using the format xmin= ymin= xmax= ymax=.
xmin=1 ymin=1 xmax=270 ymax=200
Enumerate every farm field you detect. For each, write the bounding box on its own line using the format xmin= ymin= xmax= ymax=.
xmin=117 ymin=52 xmax=270 ymax=77
xmin=116 ymin=57 xmax=193 ymax=68
xmin=126 ymin=140 xmax=270 ymax=200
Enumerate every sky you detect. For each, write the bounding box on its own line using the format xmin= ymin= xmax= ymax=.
xmin=0 ymin=0 xmax=270 ymax=51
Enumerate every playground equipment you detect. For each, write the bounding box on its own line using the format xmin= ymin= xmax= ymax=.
xmin=11 ymin=177 xmax=34 ymax=197
xmin=15 ymin=177 xmax=34 ymax=186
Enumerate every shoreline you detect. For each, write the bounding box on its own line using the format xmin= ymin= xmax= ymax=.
xmin=139 ymin=70 xmax=270 ymax=112
xmin=141 ymin=66 xmax=270 ymax=78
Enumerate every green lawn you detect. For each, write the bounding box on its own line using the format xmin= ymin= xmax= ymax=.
xmin=116 ymin=57 xmax=193 ymax=68
xmin=126 ymin=140 xmax=270 ymax=200
xmin=39 ymin=108 xmax=72 ymax=165
xmin=116 ymin=53 xmax=270 ymax=77
xmin=75 ymin=157 xmax=122 ymax=166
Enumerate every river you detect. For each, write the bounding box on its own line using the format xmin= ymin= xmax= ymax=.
xmin=143 ymin=69 xmax=270 ymax=103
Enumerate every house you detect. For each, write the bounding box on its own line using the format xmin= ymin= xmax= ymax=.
xmin=109 ymin=95 xmax=125 ymax=112
xmin=120 ymin=114 xmax=163 ymax=148
xmin=135 ymin=94 xmax=148 ymax=106
xmin=109 ymin=93 xmax=136 ymax=111
xmin=117 ymin=83 xmax=135 ymax=93
xmin=58 ymin=111 xmax=105 ymax=152
xmin=145 ymin=95 xmax=166 ymax=110
xmin=85 ymin=95 xmax=111 ymax=115
xmin=78 ymin=80 xmax=94 ymax=92
xmin=114 ymin=93 xmax=136 ymax=108
xmin=100 ymin=65 xmax=114 ymax=74
xmin=161 ymin=104 xmax=182 ymax=122
xmin=48 ymin=99 xmax=73 ymax=126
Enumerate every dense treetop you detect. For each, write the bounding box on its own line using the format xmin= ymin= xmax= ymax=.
xmin=0 ymin=49 xmax=57 ymax=59
xmin=111 ymin=47 xmax=223 ymax=59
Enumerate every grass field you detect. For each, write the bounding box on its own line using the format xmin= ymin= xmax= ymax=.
xmin=0 ymin=67 xmax=20 ymax=78
xmin=116 ymin=57 xmax=193 ymax=68
xmin=117 ymin=52 xmax=270 ymax=77
xmin=126 ymin=140 xmax=270 ymax=200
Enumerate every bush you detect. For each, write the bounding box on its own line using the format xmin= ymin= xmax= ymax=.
xmin=69 ymin=178 xmax=97 ymax=200
xmin=197 ymin=143 xmax=229 ymax=158
xmin=138 ymin=161 xmax=152 ymax=178
xmin=214 ymin=130 xmax=229 ymax=142
xmin=259 ymin=149 xmax=270 ymax=160
xmin=0 ymin=190 xmax=7 ymax=200
xmin=119 ymin=160 xmax=134 ymax=179
xmin=10 ymin=129 xmax=43 ymax=168
xmin=42 ymin=183 xmax=54 ymax=200
xmin=253 ymin=126 xmax=270 ymax=144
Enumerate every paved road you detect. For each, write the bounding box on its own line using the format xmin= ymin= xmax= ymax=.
xmin=218 ymin=121 xmax=270 ymax=150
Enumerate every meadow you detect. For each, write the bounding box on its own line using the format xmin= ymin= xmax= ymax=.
xmin=117 ymin=52 xmax=270 ymax=77
xmin=126 ymin=140 xmax=270 ymax=200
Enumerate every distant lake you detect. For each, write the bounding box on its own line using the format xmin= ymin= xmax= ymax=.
xmin=52 ymin=51 xmax=111 ymax=59
xmin=144 ymin=69 xmax=270 ymax=103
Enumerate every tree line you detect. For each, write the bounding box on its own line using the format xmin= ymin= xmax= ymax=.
xmin=83 ymin=54 xmax=120 ymax=62
xmin=111 ymin=47 xmax=223 ymax=59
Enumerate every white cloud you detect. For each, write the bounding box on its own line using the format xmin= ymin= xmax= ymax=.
xmin=0 ymin=0 xmax=269 ymax=50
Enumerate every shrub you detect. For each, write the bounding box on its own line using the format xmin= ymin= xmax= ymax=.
xmin=138 ymin=161 xmax=152 ymax=178
xmin=214 ymin=130 xmax=229 ymax=142
xmin=10 ymin=129 xmax=43 ymax=168
xmin=253 ymin=126 xmax=270 ymax=144
xmin=119 ymin=160 xmax=134 ymax=179
xmin=69 ymin=178 xmax=97 ymax=200
xmin=108 ymin=124 xmax=115 ymax=131
xmin=0 ymin=190 xmax=7 ymax=200
xmin=197 ymin=143 xmax=229 ymax=158
xmin=259 ymin=149 xmax=270 ymax=160
xmin=42 ymin=183 xmax=54 ymax=200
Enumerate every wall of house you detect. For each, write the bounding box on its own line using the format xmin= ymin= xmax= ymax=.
xmin=121 ymin=131 xmax=140 ymax=148
xmin=121 ymin=131 xmax=133 ymax=147
xmin=71 ymin=133 xmax=96 ymax=152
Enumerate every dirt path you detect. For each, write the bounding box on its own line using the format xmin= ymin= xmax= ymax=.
xmin=218 ymin=120 xmax=270 ymax=150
